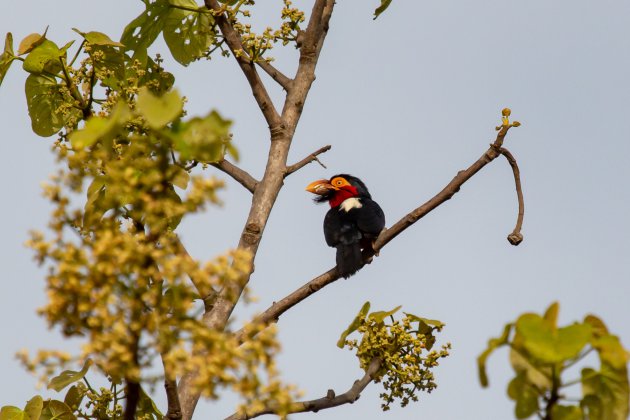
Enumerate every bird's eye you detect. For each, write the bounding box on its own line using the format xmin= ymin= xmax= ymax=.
xmin=335 ymin=180 xmax=343 ymax=186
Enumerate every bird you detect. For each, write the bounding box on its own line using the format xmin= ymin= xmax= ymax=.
xmin=305 ymin=174 xmax=385 ymax=278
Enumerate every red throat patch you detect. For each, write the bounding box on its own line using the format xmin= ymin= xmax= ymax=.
xmin=329 ymin=186 xmax=358 ymax=208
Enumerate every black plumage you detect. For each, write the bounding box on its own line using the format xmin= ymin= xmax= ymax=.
xmin=306 ymin=174 xmax=385 ymax=278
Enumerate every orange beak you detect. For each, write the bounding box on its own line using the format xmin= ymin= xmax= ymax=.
xmin=305 ymin=179 xmax=337 ymax=195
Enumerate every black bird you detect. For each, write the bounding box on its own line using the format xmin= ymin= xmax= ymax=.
xmin=306 ymin=174 xmax=385 ymax=278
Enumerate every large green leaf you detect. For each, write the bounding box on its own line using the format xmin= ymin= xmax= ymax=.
xmin=592 ymin=334 xmax=630 ymax=370
xmin=337 ymin=301 xmax=370 ymax=348
xmin=507 ymin=372 xmax=539 ymax=419
xmin=25 ymin=74 xmax=77 ymax=137
xmin=0 ymin=33 xmax=15 ymax=86
xmin=136 ymin=87 xmax=183 ymax=129
xmin=120 ymin=0 xmax=171 ymax=52
xmin=509 ymin=347 xmax=552 ymax=390
xmin=581 ymin=365 xmax=629 ymax=420
xmin=477 ymin=323 xmax=513 ymax=387
xmin=551 ymin=405 xmax=583 ymax=420
xmin=163 ymin=1 xmax=215 ymax=65
xmin=63 ymin=386 xmax=84 ymax=412
xmin=171 ymin=110 xmax=232 ymax=162
xmin=22 ymin=40 xmax=64 ymax=74
xmin=516 ymin=314 xmax=592 ymax=363
xmin=17 ymin=30 xmax=47 ymax=56
xmin=23 ymin=396 xmax=43 ymax=420
xmin=0 ymin=407 xmax=24 ymax=420
xmin=40 ymin=400 xmax=75 ymax=420
xmin=47 ymin=359 xmax=92 ymax=392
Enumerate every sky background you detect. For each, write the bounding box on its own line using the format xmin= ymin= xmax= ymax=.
xmin=1 ymin=0 xmax=630 ymax=419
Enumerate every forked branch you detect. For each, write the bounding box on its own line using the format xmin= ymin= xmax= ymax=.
xmin=225 ymin=358 xmax=382 ymax=420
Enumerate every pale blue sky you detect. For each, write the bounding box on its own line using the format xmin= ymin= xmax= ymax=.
xmin=1 ymin=1 xmax=629 ymax=419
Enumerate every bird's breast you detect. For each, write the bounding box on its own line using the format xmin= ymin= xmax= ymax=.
xmin=339 ymin=197 xmax=362 ymax=212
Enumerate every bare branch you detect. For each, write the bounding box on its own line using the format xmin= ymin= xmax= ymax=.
xmin=225 ymin=358 xmax=382 ymax=420
xmin=372 ymin=123 xmax=517 ymax=251
xmin=210 ymin=159 xmax=259 ymax=193
xmin=204 ymin=0 xmax=281 ymax=128
xmin=285 ymin=145 xmax=331 ymax=176
xmin=499 ymin=147 xmax=525 ymax=245
xmin=256 ymin=60 xmax=293 ymax=91
xmin=236 ymin=122 xmax=522 ymax=343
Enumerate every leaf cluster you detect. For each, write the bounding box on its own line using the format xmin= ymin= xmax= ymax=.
xmin=478 ymin=302 xmax=630 ymax=419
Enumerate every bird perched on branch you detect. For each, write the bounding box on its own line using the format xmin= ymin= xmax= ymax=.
xmin=306 ymin=174 xmax=385 ymax=278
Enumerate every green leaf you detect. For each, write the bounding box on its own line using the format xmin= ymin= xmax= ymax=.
xmin=550 ymin=405 xmax=583 ymax=420
xmin=337 ymin=301 xmax=370 ymax=348
xmin=163 ymin=1 xmax=215 ymax=65
xmin=0 ymin=33 xmax=16 ymax=86
xmin=63 ymin=386 xmax=84 ymax=412
xmin=584 ymin=314 xmax=610 ymax=338
xmin=507 ymin=372 xmax=539 ymax=419
xmin=0 ymin=407 xmax=24 ymax=420
xmin=477 ymin=323 xmax=512 ymax=387
xmin=72 ymin=28 xmax=124 ymax=47
xmin=516 ymin=314 xmax=592 ymax=363
xmin=138 ymin=56 xmax=175 ymax=94
xmin=47 ymin=359 xmax=92 ymax=392
xmin=171 ymin=165 xmax=190 ymax=190
xmin=25 ymin=74 xmax=76 ymax=137
xmin=69 ymin=101 xmax=129 ymax=149
xmin=581 ymin=366 xmax=629 ymax=420
xmin=509 ymin=347 xmax=552 ymax=390
xmin=17 ymin=29 xmax=47 ymax=55
xmin=120 ymin=0 xmax=171 ymax=53
xmin=22 ymin=40 xmax=64 ymax=75
xmin=171 ymin=110 xmax=232 ymax=162
xmin=592 ymin=334 xmax=629 ymax=370
xmin=543 ymin=301 xmax=559 ymax=328
xmin=40 ymin=400 xmax=75 ymax=420
xmin=136 ymin=387 xmax=163 ymax=420
xmin=374 ymin=0 xmax=393 ymax=20
xmin=136 ymin=87 xmax=183 ymax=129
xmin=24 ymin=396 xmax=43 ymax=420
xmin=368 ymin=305 xmax=401 ymax=323
xmin=404 ymin=313 xmax=445 ymax=329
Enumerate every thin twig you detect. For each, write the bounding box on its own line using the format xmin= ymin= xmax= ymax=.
xmin=499 ymin=147 xmax=525 ymax=245
xmin=162 ymin=356 xmax=182 ymax=420
xmin=256 ymin=60 xmax=293 ymax=91
xmin=285 ymin=145 xmax=331 ymax=176
xmin=225 ymin=358 xmax=381 ymax=420
xmin=210 ymin=159 xmax=259 ymax=193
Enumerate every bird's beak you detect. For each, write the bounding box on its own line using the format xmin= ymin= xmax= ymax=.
xmin=305 ymin=179 xmax=337 ymax=195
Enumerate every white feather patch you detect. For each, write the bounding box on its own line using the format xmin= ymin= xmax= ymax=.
xmin=340 ymin=197 xmax=362 ymax=212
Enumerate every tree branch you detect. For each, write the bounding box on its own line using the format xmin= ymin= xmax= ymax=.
xmin=204 ymin=0 xmax=281 ymax=128
xmin=162 ymin=355 xmax=182 ymax=420
xmin=499 ymin=147 xmax=525 ymax=245
xmin=284 ymin=145 xmax=331 ymax=176
xmin=235 ymin=120 xmax=522 ymax=344
xmin=210 ymin=159 xmax=259 ymax=193
xmin=225 ymin=358 xmax=382 ymax=420
xmin=256 ymin=60 xmax=293 ymax=91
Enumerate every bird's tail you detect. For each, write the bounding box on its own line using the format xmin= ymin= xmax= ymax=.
xmin=336 ymin=243 xmax=363 ymax=278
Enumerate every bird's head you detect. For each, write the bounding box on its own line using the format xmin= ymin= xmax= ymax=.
xmin=305 ymin=174 xmax=372 ymax=208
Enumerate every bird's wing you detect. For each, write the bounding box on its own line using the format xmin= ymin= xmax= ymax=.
xmin=354 ymin=199 xmax=385 ymax=236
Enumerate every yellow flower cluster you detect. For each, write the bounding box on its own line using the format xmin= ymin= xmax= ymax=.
xmin=342 ymin=312 xmax=451 ymax=410
xmin=23 ymin=52 xmax=297 ymax=410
